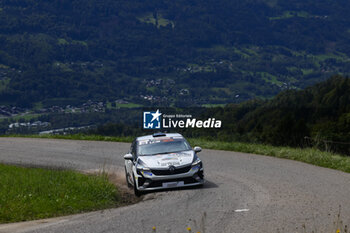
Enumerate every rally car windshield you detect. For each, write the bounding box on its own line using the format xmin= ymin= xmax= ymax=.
xmin=137 ymin=138 xmax=191 ymax=156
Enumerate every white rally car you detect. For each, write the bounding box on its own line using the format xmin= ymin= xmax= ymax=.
xmin=123 ymin=132 xmax=204 ymax=196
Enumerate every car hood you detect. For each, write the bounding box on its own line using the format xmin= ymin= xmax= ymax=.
xmin=138 ymin=150 xmax=194 ymax=169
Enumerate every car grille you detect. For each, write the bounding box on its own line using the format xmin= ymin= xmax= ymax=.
xmin=151 ymin=165 xmax=191 ymax=176
xmin=148 ymin=177 xmax=198 ymax=188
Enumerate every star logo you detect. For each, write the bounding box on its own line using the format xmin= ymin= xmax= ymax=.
xmin=143 ymin=110 xmax=162 ymax=129
xmin=150 ymin=109 xmax=162 ymax=122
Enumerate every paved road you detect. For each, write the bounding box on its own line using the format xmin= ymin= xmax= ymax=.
xmin=0 ymin=138 xmax=349 ymax=233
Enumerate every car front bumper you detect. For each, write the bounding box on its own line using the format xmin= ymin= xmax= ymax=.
xmin=134 ymin=165 xmax=204 ymax=191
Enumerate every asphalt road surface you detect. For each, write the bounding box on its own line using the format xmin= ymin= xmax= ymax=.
xmin=0 ymin=137 xmax=349 ymax=233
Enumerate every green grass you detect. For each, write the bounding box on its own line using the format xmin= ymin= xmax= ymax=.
xmin=3 ymin=134 xmax=134 ymax=142
xmin=211 ymin=87 xmax=231 ymax=95
xmin=258 ymin=72 xmax=283 ymax=86
xmin=286 ymin=66 xmax=299 ymax=72
xmin=33 ymin=101 xmax=43 ymax=110
xmin=301 ymin=68 xmax=314 ymax=75
xmin=0 ymin=64 xmax=9 ymax=69
xmin=57 ymin=38 xmax=87 ymax=46
xmin=269 ymin=11 xmax=310 ymax=20
xmin=158 ymin=17 xmax=175 ymax=28
xmin=137 ymin=13 xmax=174 ymax=28
xmin=115 ymin=102 xmax=143 ymax=108
xmin=313 ymin=53 xmax=347 ymax=61
xmin=105 ymin=100 xmax=143 ymax=109
xmin=57 ymin=38 xmax=69 ymax=45
xmin=53 ymin=62 xmax=73 ymax=72
xmin=242 ymin=47 xmax=259 ymax=56
xmin=186 ymin=63 xmax=215 ymax=73
xmin=261 ymin=0 xmax=278 ymax=7
xmin=3 ymin=134 xmax=350 ymax=173
xmin=0 ymin=113 xmax=42 ymax=122
xmin=202 ymin=103 xmax=226 ymax=108
xmin=233 ymin=47 xmax=251 ymax=58
xmin=72 ymin=40 xmax=87 ymax=46
xmin=0 ymin=78 xmax=10 ymax=92
xmin=0 ymin=164 xmax=120 ymax=223
xmin=146 ymin=86 xmax=157 ymax=93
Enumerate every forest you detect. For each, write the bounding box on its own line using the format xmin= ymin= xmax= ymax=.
xmin=92 ymin=76 xmax=350 ymax=155
xmin=184 ymin=76 xmax=350 ymax=155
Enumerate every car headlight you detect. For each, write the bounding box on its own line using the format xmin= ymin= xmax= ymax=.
xmin=136 ymin=164 xmax=150 ymax=171
xmin=136 ymin=163 xmax=152 ymax=176
xmin=192 ymin=157 xmax=202 ymax=166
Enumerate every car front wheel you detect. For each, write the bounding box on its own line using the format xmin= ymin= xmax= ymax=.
xmin=124 ymin=166 xmax=132 ymax=188
xmin=133 ymin=174 xmax=141 ymax=197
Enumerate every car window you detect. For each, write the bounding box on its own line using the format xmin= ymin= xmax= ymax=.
xmin=137 ymin=138 xmax=191 ymax=156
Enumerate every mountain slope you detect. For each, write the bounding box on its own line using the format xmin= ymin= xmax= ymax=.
xmin=191 ymin=76 xmax=350 ymax=154
xmin=1 ymin=0 xmax=350 ymax=106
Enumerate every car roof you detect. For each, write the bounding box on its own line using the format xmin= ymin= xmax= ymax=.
xmin=136 ymin=133 xmax=184 ymax=141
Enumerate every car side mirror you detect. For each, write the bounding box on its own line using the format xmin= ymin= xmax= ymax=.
xmin=123 ymin=153 xmax=133 ymax=160
xmin=194 ymin=146 xmax=202 ymax=153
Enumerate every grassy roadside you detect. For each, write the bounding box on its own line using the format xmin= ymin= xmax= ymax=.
xmin=2 ymin=134 xmax=350 ymax=173
xmin=2 ymin=134 xmax=134 ymax=143
xmin=0 ymin=164 xmax=120 ymax=223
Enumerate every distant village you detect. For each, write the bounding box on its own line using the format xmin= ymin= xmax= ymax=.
xmin=1 ymin=100 xmax=108 ymax=134
xmin=9 ymin=121 xmax=50 ymax=129
xmin=35 ymin=100 xmax=105 ymax=114
xmin=0 ymin=105 xmax=26 ymax=116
